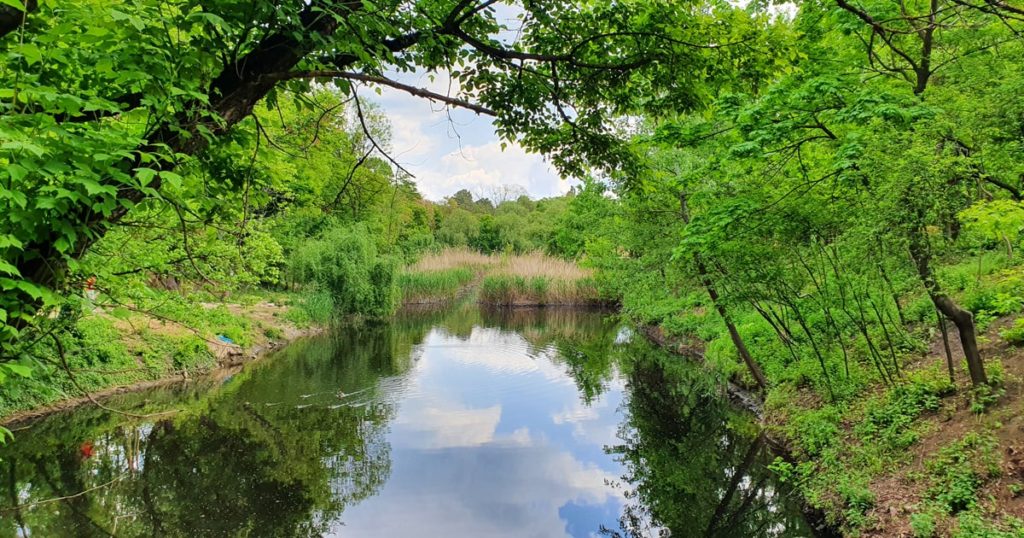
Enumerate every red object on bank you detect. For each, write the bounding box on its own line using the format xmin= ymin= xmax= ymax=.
xmin=80 ymin=441 xmax=94 ymax=459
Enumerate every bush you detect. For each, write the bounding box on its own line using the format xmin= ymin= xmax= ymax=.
xmin=965 ymin=290 xmax=1024 ymax=330
xmin=1000 ymin=317 xmax=1024 ymax=345
xmin=288 ymin=223 xmax=399 ymax=318
xmin=790 ymin=406 xmax=842 ymax=457
xmin=856 ymin=374 xmax=950 ymax=450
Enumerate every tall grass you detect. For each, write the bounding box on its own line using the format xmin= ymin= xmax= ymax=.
xmin=398 ymin=267 xmax=475 ymax=303
xmin=492 ymin=251 xmax=592 ymax=281
xmin=478 ymin=274 xmax=602 ymax=305
xmin=409 ymin=248 xmax=497 ymax=272
xmin=402 ymin=248 xmax=603 ymax=306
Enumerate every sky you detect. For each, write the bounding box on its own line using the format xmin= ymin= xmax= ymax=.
xmin=364 ymin=2 xmax=579 ymax=203
xmin=330 ymin=326 xmax=628 ymax=537
xmin=368 ymin=71 xmax=579 ymax=202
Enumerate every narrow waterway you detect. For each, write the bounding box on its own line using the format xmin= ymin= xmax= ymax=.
xmin=0 ymin=307 xmax=814 ymax=537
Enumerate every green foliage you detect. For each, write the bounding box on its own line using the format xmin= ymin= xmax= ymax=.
xmin=288 ymin=223 xmax=399 ymax=319
xmin=954 ymin=513 xmax=1024 ymax=538
xmin=925 ymin=433 xmax=1000 ymax=514
xmin=855 ymin=373 xmax=951 ymax=451
xmin=959 ymin=200 xmax=1024 ymax=257
xmin=286 ymin=289 xmax=336 ymax=326
xmin=999 ymin=317 xmax=1024 ymax=345
xmin=911 ymin=511 xmax=938 ymax=538
xmin=789 ymin=406 xmax=841 ymax=458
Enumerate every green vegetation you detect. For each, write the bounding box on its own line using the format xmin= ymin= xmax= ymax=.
xmin=478 ymin=274 xmax=599 ymax=306
xmin=398 ymin=268 xmax=474 ymax=304
xmin=397 ymin=249 xmax=605 ymax=306
xmin=0 ymin=292 xmax=284 ymax=418
xmin=2 ymin=0 xmax=1024 ymax=535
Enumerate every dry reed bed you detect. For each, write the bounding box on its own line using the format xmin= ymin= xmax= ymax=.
xmin=401 ymin=249 xmax=602 ymax=306
xmin=408 ymin=248 xmax=498 ymax=272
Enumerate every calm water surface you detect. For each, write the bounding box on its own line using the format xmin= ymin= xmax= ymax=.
xmin=0 ymin=308 xmax=814 ymax=537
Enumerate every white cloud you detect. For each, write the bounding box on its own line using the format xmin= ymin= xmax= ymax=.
xmin=332 ymin=444 xmax=624 ymax=537
xmin=424 ymin=327 xmax=578 ymax=387
xmin=395 ymin=402 xmax=502 ymax=449
xmin=368 ymin=69 xmax=577 ymax=200
xmin=418 ymin=141 xmax=573 ymax=200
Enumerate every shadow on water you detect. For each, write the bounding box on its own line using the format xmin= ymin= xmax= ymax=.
xmin=0 ymin=307 xmax=821 ymax=537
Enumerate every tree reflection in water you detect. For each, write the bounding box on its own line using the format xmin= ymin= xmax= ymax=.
xmin=606 ymin=341 xmax=810 ymax=538
xmin=0 ymin=321 xmax=418 ymax=537
xmin=0 ymin=308 xmax=811 ymax=538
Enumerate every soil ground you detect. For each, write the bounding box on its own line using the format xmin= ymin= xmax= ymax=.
xmin=860 ymin=316 xmax=1024 ymax=537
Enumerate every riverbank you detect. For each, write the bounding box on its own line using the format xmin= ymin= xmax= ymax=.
xmin=0 ymin=295 xmax=322 ymax=425
xmin=640 ymin=306 xmax=1024 ymax=536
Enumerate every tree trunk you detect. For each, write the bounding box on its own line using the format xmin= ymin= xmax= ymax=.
xmin=908 ymin=224 xmax=987 ymax=385
xmin=697 ymin=259 xmax=769 ymax=391
xmin=679 ymin=192 xmax=768 ymax=391
xmin=937 ymin=307 xmax=956 ymax=385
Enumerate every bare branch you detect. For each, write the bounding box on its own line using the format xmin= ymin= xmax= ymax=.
xmin=269 ymin=70 xmax=497 ymax=116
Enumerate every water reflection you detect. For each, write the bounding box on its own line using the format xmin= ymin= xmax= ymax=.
xmin=0 ymin=307 xmax=812 ymax=537
xmin=608 ymin=344 xmax=809 ymax=537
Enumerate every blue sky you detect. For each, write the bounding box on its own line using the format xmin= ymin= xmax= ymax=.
xmin=368 ymin=71 xmax=579 ymax=201
xmin=365 ymin=3 xmax=580 ymax=202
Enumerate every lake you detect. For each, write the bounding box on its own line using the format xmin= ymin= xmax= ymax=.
xmin=0 ymin=307 xmax=815 ymax=537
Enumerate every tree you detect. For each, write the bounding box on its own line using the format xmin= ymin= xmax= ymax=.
xmin=823 ymin=0 xmax=1024 ymax=386
xmin=0 ymin=0 xmax=776 ymax=357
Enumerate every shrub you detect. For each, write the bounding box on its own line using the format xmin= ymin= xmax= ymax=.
xmin=288 ymin=223 xmax=399 ymax=318
xmin=790 ymin=406 xmax=842 ymax=457
xmin=856 ymin=374 xmax=950 ymax=450
xmin=999 ymin=317 xmax=1024 ymax=345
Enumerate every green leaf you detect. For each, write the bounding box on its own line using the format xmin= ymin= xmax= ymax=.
xmin=0 ymin=0 xmax=25 ymax=12
xmin=7 ymin=163 xmax=27 ymax=183
xmin=135 ymin=167 xmax=157 ymax=187
xmin=16 ymin=43 xmax=42 ymax=66
xmin=35 ymin=196 xmax=57 ymax=209
xmin=15 ymin=281 xmax=43 ymax=300
xmin=2 ymin=363 xmax=32 ymax=377
xmin=80 ymin=178 xmax=106 ymax=195
xmin=160 ymin=171 xmax=183 ymax=188
xmin=0 ymin=260 xmax=19 ymax=276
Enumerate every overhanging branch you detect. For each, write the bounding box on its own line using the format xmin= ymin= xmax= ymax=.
xmin=270 ymin=70 xmax=497 ymax=116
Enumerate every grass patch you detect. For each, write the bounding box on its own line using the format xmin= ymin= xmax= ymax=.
xmin=399 ymin=267 xmax=474 ymax=303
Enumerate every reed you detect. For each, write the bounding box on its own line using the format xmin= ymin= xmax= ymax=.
xmin=398 ymin=267 xmax=475 ymax=304
xmin=408 ymin=248 xmax=497 ymax=272
xmin=403 ymin=249 xmax=601 ymax=306
xmin=491 ymin=251 xmax=592 ymax=281
xmin=478 ymin=274 xmax=602 ymax=305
